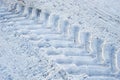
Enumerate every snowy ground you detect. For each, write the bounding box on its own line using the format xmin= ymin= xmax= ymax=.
xmin=0 ymin=19 xmax=72 ymax=80
xmin=6 ymin=0 xmax=120 ymax=48
xmin=0 ymin=0 xmax=120 ymax=80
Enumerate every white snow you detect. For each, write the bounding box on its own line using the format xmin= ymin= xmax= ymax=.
xmin=0 ymin=0 xmax=120 ymax=80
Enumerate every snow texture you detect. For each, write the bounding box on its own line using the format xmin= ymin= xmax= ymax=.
xmin=0 ymin=0 xmax=120 ymax=80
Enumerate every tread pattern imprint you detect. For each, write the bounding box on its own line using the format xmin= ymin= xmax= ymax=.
xmin=0 ymin=3 xmax=120 ymax=80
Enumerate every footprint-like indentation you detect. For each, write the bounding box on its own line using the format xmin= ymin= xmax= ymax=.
xmin=90 ymin=37 xmax=104 ymax=63
xmin=47 ymin=14 xmax=59 ymax=30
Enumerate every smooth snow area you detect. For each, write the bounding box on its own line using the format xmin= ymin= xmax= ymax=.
xmin=86 ymin=0 xmax=120 ymax=16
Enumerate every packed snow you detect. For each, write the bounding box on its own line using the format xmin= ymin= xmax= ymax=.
xmin=0 ymin=0 xmax=120 ymax=80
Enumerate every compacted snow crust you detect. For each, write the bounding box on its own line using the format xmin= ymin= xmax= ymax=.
xmin=0 ymin=0 xmax=120 ymax=80
xmin=0 ymin=20 xmax=73 ymax=80
xmin=2 ymin=0 xmax=120 ymax=48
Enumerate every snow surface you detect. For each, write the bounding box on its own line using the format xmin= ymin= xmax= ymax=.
xmin=2 ymin=0 xmax=120 ymax=48
xmin=0 ymin=0 xmax=120 ymax=80
xmin=0 ymin=20 xmax=73 ymax=80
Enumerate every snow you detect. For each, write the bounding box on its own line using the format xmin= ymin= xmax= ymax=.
xmin=0 ymin=20 xmax=72 ymax=80
xmin=10 ymin=0 xmax=120 ymax=48
xmin=0 ymin=0 xmax=120 ymax=80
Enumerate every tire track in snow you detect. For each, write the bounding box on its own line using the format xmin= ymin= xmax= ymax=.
xmin=0 ymin=3 xmax=120 ymax=80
